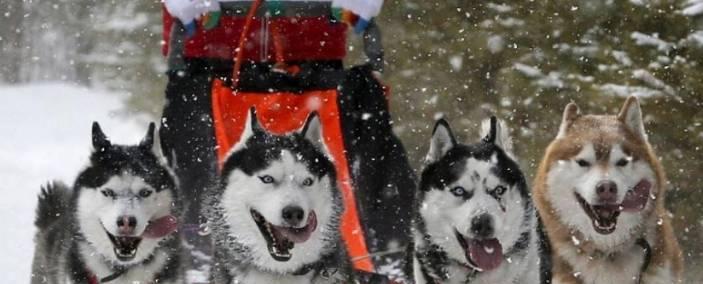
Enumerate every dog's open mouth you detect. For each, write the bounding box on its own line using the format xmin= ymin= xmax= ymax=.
xmin=575 ymin=180 xmax=651 ymax=235
xmin=250 ymin=209 xmax=318 ymax=262
xmin=106 ymin=231 xmax=142 ymax=261
xmin=101 ymin=215 xmax=177 ymax=261
xmin=455 ymin=231 xmax=503 ymax=272
xmin=575 ymin=193 xmax=620 ymax=235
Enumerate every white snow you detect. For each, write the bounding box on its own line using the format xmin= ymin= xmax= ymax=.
xmin=683 ymin=0 xmax=703 ymax=16
xmin=631 ymin=69 xmax=676 ymax=96
xmin=449 ymin=55 xmax=463 ymax=71
xmin=611 ymin=50 xmax=633 ymax=66
xmin=487 ymin=3 xmax=513 ymax=13
xmin=686 ymin=31 xmax=703 ymax=47
xmin=487 ymin=35 xmax=505 ymax=54
xmin=513 ymin=63 xmax=543 ymax=78
xmin=598 ymin=83 xmax=663 ymax=98
xmin=0 ymin=83 xmax=147 ymax=282
xmin=513 ymin=63 xmax=565 ymax=89
xmin=631 ymin=32 xmax=675 ymax=52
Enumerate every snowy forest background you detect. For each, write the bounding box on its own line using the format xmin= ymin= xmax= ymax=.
xmin=1 ymin=0 xmax=702 ymax=280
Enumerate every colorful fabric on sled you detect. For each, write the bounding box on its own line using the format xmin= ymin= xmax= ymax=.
xmin=210 ymin=79 xmax=374 ymax=272
xmin=162 ymin=2 xmax=347 ymax=60
xmin=331 ymin=0 xmax=383 ymax=33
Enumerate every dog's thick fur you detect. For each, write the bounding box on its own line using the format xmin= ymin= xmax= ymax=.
xmin=533 ymin=96 xmax=683 ymax=283
xmin=413 ymin=117 xmax=543 ymax=284
xmin=30 ymin=122 xmax=183 ymax=284
xmin=206 ymin=109 xmax=353 ymax=284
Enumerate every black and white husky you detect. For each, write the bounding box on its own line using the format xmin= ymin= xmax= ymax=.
xmin=30 ymin=122 xmax=182 ymax=284
xmin=413 ymin=117 xmax=543 ymax=284
xmin=206 ymin=109 xmax=353 ymax=284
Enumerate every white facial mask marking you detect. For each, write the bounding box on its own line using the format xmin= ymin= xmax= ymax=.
xmin=221 ymin=149 xmax=337 ymax=273
xmin=546 ymin=142 xmax=656 ymax=249
xmin=76 ymin=172 xmax=174 ymax=264
xmin=420 ymin=156 xmax=526 ymax=264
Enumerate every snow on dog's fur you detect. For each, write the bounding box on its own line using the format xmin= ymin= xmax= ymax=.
xmin=533 ymin=96 xmax=683 ymax=283
xmin=413 ymin=117 xmax=544 ymax=284
xmin=31 ymin=122 xmax=182 ymax=284
xmin=206 ymin=108 xmax=353 ymax=284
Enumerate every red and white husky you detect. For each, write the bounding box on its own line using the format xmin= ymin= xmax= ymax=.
xmin=533 ymin=96 xmax=683 ymax=283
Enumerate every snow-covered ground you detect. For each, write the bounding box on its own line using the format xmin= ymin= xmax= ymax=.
xmin=0 ymin=83 xmax=147 ymax=283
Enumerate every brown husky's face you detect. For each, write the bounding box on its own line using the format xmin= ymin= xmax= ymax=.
xmin=544 ymin=97 xmax=658 ymax=248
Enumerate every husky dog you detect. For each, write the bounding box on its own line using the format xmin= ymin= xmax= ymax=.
xmin=206 ymin=109 xmax=353 ymax=284
xmin=413 ymin=117 xmax=543 ymax=284
xmin=533 ymin=96 xmax=683 ymax=283
xmin=31 ymin=122 xmax=182 ymax=284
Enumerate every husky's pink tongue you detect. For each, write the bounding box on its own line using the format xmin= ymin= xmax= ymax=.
xmin=621 ymin=180 xmax=651 ymax=212
xmin=468 ymin=238 xmax=503 ymax=271
xmin=276 ymin=211 xmax=317 ymax=243
xmin=143 ymin=215 xmax=178 ymax=238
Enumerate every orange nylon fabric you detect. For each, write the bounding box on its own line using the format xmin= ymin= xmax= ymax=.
xmin=210 ymin=78 xmax=374 ymax=272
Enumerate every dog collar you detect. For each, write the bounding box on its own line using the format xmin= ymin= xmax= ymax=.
xmin=85 ymin=253 xmax=156 ymax=283
xmin=636 ymin=238 xmax=652 ymax=284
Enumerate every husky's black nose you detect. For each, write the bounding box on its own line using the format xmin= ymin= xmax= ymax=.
xmin=282 ymin=206 xmax=305 ymax=226
xmin=470 ymin=214 xmax=494 ymax=238
xmin=596 ymin=180 xmax=618 ymax=203
xmin=117 ymin=216 xmax=137 ymax=235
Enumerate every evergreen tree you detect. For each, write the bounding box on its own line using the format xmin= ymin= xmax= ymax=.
xmin=382 ymin=1 xmax=703 ymax=279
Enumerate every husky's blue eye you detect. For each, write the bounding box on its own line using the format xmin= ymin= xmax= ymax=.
xmin=101 ymin=189 xmax=115 ymax=198
xmin=494 ymin=185 xmax=507 ymax=196
xmin=302 ymin=177 xmax=314 ymax=186
xmin=450 ymin=186 xmax=466 ymax=197
xmin=259 ymin=175 xmax=275 ymax=184
xmin=576 ymin=159 xmax=591 ymax=167
xmin=138 ymin=189 xmax=152 ymax=198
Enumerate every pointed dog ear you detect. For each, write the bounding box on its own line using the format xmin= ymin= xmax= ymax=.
xmin=481 ymin=116 xmax=513 ymax=154
xmin=482 ymin=116 xmax=499 ymax=144
xmin=139 ymin=122 xmax=156 ymax=150
xmin=92 ymin=121 xmax=111 ymax=151
xmin=618 ymin=96 xmax=647 ymax=140
xmin=556 ymin=102 xmax=580 ymax=139
xmin=229 ymin=107 xmax=263 ymax=153
xmin=242 ymin=107 xmax=262 ymax=141
xmin=426 ymin=118 xmax=456 ymax=163
xmin=299 ymin=112 xmax=330 ymax=158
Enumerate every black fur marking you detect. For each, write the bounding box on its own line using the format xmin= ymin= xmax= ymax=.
xmin=75 ymin=130 xmax=176 ymax=195
xmin=299 ymin=112 xmax=319 ymax=138
xmin=220 ymin=128 xmax=336 ymax=182
xmin=415 ymin=242 xmax=451 ymax=282
xmin=432 ymin=118 xmax=457 ymax=146
xmin=138 ymin=122 xmax=156 ymax=150
xmin=537 ymin=214 xmax=553 ymax=284
xmin=636 ymin=238 xmax=652 ymax=284
xmin=35 ymin=181 xmax=71 ymax=230
xmin=68 ymin=243 xmax=94 ymax=283
xmin=419 ymin=141 xmax=529 ymax=203
xmin=482 ymin=116 xmax=499 ymax=144
xmin=507 ymin=230 xmax=531 ymax=256
xmin=92 ymin=121 xmax=111 ymax=150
